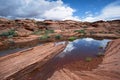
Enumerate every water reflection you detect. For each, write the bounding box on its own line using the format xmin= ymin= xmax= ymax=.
xmin=57 ymin=38 xmax=111 ymax=59
xmin=0 ymin=43 xmax=42 ymax=56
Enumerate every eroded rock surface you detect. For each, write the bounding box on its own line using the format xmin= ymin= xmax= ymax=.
xmin=4 ymin=39 xmax=120 ymax=80
xmin=0 ymin=18 xmax=120 ymax=51
xmin=0 ymin=18 xmax=120 ymax=80
xmin=0 ymin=42 xmax=66 ymax=80
xmin=0 ymin=18 xmax=120 ymax=37
xmin=47 ymin=39 xmax=120 ymax=80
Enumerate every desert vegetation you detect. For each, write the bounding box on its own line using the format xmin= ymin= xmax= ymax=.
xmin=39 ymin=34 xmax=50 ymax=40
xmin=74 ymin=29 xmax=86 ymax=35
xmin=0 ymin=29 xmax=18 ymax=38
xmin=0 ymin=18 xmax=120 ymax=80
xmin=85 ymin=57 xmax=92 ymax=62
xmin=55 ymin=34 xmax=61 ymax=40
xmin=68 ymin=36 xmax=77 ymax=41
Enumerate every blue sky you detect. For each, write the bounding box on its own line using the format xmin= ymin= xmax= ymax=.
xmin=62 ymin=0 xmax=115 ymax=18
xmin=0 ymin=0 xmax=120 ymax=22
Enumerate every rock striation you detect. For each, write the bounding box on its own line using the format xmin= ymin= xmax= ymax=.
xmin=0 ymin=42 xmax=66 ymax=80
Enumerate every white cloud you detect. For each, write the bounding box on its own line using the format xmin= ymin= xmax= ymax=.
xmin=63 ymin=42 xmax=75 ymax=52
xmin=43 ymin=6 xmax=80 ymax=20
xmin=1 ymin=0 xmax=119 ymax=22
xmin=100 ymin=39 xmax=111 ymax=49
xmin=85 ymin=11 xmax=93 ymax=17
xmin=84 ymin=38 xmax=94 ymax=41
xmin=57 ymin=42 xmax=75 ymax=58
xmin=0 ymin=0 xmax=80 ymax=21
xmin=83 ymin=0 xmax=120 ymax=22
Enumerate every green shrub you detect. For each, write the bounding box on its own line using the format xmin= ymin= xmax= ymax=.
xmin=85 ymin=57 xmax=92 ymax=62
xmin=74 ymin=29 xmax=86 ymax=35
xmin=32 ymin=30 xmax=42 ymax=35
xmin=68 ymin=37 xmax=77 ymax=41
xmin=45 ymin=30 xmax=54 ymax=34
xmin=0 ymin=32 xmax=9 ymax=37
xmin=74 ymin=30 xmax=79 ymax=32
xmin=0 ymin=29 xmax=18 ymax=38
xmin=55 ymin=35 xmax=61 ymax=40
xmin=39 ymin=35 xmax=50 ymax=40
xmin=74 ymin=29 xmax=84 ymax=33
xmin=7 ymin=35 xmax=14 ymax=38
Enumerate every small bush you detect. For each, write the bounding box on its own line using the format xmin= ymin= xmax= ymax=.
xmin=7 ymin=35 xmax=14 ymax=38
xmin=85 ymin=57 xmax=92 ymax=62
xmin=55 ymin=35 xmax=61 ymax=40
xmin=68 ymin=37 xmax=77 ymax=41
xmin=32 ymin=30 xmax=42 ymax=35
xmin=0 ymin=29 xmax=18 ymax=38
xmin=74 ymin=29 xmax=86 ymax=35
xmin=0 ymin=32 xmax=9 ymax=37
xmin=45 ymin=30 xmax=54 ymax=34
xmin=39 ymin=35 xmax=50 ymax=40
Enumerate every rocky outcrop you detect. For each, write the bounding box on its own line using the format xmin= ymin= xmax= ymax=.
xmin=0 ymin=18 xmax=120 ymax=51
xmin=0 ymin=42 xmax=66 ymax=80
xmin=0 ymin=18 xmax=120 ymax=35
xmin=5 ymin=39 xmax=120 ymax=80
xmin=45 ymin=39 xmax=120 ymax=80
xmin=0 ymin=35 xmax=39 ymax=51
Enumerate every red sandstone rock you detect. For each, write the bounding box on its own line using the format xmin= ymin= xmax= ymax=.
xmin=2 ymin=39 xmax=119 ymax=80
xmin=0 ymin=18 xmax=120 ymax=51
xmin=0 ymin=42 xmax=66 ymax=80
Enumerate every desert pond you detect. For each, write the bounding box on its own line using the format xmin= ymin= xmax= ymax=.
xmin=0 ymin=44 xmax=42 ymax=56
xmin=27 ymin=38 xmax=111 ymax=79
xmin=57 ymin=38 xmax=111 ymax=59
xmin=0 ymin=38 xmax=111 ymax=58
xmin=0 ymin=38 xmax=111 ymax=80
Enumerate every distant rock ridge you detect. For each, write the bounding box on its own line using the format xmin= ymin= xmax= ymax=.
xmin=0 ymin=18 xmax=120 ymax=33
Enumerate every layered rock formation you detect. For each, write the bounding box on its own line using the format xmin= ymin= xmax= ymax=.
xmin=47 ymin=39 xmax=120 ymax=80
xmin=0 ymin=42 xmax=66 ymax=80
xmin=0 ymin=18 xmax=120 ymax=51
xmin=1 ymin=39 xmax=119 ymax=80
xmin=0 ymin=18 xmax=120 ymax=80
xmin=0 ymin=18 xmax=120 ymax=37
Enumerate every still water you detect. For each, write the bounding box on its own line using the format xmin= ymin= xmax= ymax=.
xmin=57 ymin=38 xmax=111 ymax=60
xmin=0 ymin=38 xmax=110 ymax=58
